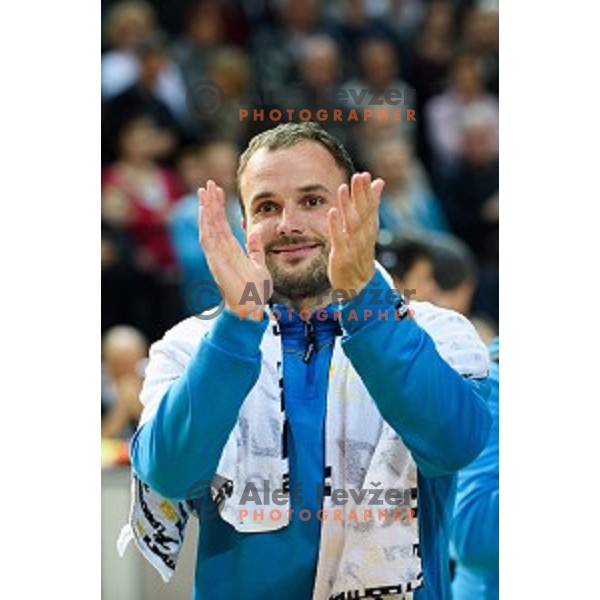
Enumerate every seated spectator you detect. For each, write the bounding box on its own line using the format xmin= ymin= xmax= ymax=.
xmin=452 ymin=337 xmax=499 ymax=600
xmin=296 ymin=34 xmax=342 ymax=98
xmin=174 ymin=145 xmax=208 ymax=195
xmin=101 ymin=326 xmax=148 ymax=439
xmin=203 ymin=47 xmax=253 ymax=145
xmin=172 ymin=0 xmax=249 ymax=77
xmin=170 ymin=1 xmax=250 ymax=141
xmin=424 ymin=51 xmax=498 ymax=174
xmin=437 ymin=107 xmax=499 ymax=262
xmin=428 ymin=230 xmax=499 ymax=336
xmin=367 ymin=138 xmax=448 ymax=240
xmin=102 ymin=112 xmax=185 ymax=340
xmin=377 ymin=236 xmax=439 ymax=303
xmin=171 ymin=0 xmax=227 ymax=93
xmin=378 ymin=233 xmax=497 ymax=341
xmin=428 ymin=233 xmax=478 ymax=316
xmin=168 ymin=141 xmax=243 ymax=315
xmin=251 ymin=0 xmax=329 ymax=90
xmin=461 ymin=6 xmax=499 ymax=95
xmin=101 ymin=1 xmax=156 ymax=99
xmin=349 ymin=112 xmax=418 ymax=173
xmin=102 ymin=5 xmax=188 ymax=128
xmin=102 ymin=32 xmax=186 ymax=164
xmin=341 ymin=38 xmax=417 ymax=144
xmin=288 ymin=35 xmax=347 ymax=142
xmin=365 ymin=0 xmax=426 ymax=42
xmin=411 ymin=0 xmax=457 ymax=105
xmin=327 ymin=0 xmax=407 ymax=78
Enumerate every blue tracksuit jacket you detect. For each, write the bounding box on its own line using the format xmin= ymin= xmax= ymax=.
xmin=130 ymin=270 xmax=492 ymax=599
xmin=451 ymin=338 xmax=499 ymax=600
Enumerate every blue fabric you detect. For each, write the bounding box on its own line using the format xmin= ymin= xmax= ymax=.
xmin=378 ymin=188 xmax=449 ymax=240
xmin=168 ymin=193 xmax=245 ymax=314
xmin=451 ymin=338 xmax=499 ymax=600
xmin=130 ymin=271 xmax=492 ymax=600
xmin=192 ymin=309 xmax=339 ymax=600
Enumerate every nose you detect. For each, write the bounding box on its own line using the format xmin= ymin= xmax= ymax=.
xmin=276 ymin=205 xmax=305 ymax=237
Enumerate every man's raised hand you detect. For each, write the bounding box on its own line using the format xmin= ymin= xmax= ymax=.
xmin=198 ymin=180 xmax=272 ymax=318
xmin=327 ymin=172 xmax=385 ymax=295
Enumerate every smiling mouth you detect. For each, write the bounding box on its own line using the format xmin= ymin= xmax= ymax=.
xmin=269 ymin=243 xmax=323 ymax=258
xmin=270 ymin=243 xmax=322 ymax=254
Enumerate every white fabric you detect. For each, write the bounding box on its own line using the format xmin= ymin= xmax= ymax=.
xmin=118 ymin=298 xmax=489 ymax=599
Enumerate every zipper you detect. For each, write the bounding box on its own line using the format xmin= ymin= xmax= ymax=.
xmin=303 ymin=319 xmax=317 ymax=363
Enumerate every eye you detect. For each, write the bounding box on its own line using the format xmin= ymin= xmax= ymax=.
xmin=254 ymin=201 xmax=279 ymax=215
xmin=303 ymin=195 xmax=325 ymax=208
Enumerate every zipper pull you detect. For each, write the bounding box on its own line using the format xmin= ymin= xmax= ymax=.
xmin=303 ymin=320 xmax=317 ymax=363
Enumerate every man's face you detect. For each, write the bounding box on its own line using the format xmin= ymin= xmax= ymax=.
xmin=239 ymin=141 xmax=347 ymax=301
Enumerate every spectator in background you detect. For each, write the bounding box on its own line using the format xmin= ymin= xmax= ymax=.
xmin=102 ymin=112 xmax=185 ymax=341
xmin=411 ymin=0 xmax=457 ymax=105
xmin=452 ymin=337 xmax=499 ymax=600
xmin=101 ymin=1 xmax=156 ymax=99
xmin=378 ymin=236 xmax=439 ymax=303
xmin=295 ymin=34 xmax=343 ymax=108
xmin=288 ymin=35 xmax=347 ymax=143
xmin=204 ymin=47 xmax=253 ymax=145
xmin=424 ymin=51 xmax=498 ymax=174
xmin=103 ymin=32 xmax=186 ymax=164
xmin=170 ymin=0 xmax=250 ymax=141
xmin=169 ymin=141 xmax=244 ymax=315
xmin=378 ymin=233 xmax=498 ymax=341
xmin=299 ymin=34 xmax=342 ymax=92
xmin=367 ymin=137 xmax=448 ymax=241
xmin=174 ymin=145 xmax=208 ymax=195
xmin=428 ymin=233 xmax=478 ymax=316
xmin=349 ymin=110 xmax=415 ymax=171
xmin=375 ymin=0 xmax=426 ymax=42
xmin=102 ymin=7 xmax=189 ymax=130
xmin=328 ymin=0 xmax=406 ymax=78
xmin=250 ymin=0 xmax=340 ymax=92
xmin=461 ymin=6 xmax=499 ymax=95
xmin=431 ymin=227 xmax=499 ymax=344
xmin=437 ymin=107 xmax=499 ymax=262
xmin=171 ymin=0 xmax=227 ymax=92
xmin=101 ymin=326 xmax=148 ymax=439
xmin=172 ymin=0 xmax=249 ymax=84
xmin=341 ymin=37 xmax=417 ymax=143
xmin=427 ymin=232 xmax=498 ymax=343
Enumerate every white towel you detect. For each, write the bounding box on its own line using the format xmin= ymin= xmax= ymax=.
xmin=118 ymin=299 xmax=489 ymax=600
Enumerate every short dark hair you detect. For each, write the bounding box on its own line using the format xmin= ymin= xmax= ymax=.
xmin=429 ymin=235 xmax=478 ymax=290
xmin=236 ymin=122 xmax=355 ymax=209
xmin=377 ymin=237 xmax=434 ymax=280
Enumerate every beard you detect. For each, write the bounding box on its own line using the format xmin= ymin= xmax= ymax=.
xmin=264 ymin=235 xmax=331 ymax=304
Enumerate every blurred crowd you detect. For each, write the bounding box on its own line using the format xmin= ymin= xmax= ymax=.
xmin=101 ymin=0 xmax=499 ymax=439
